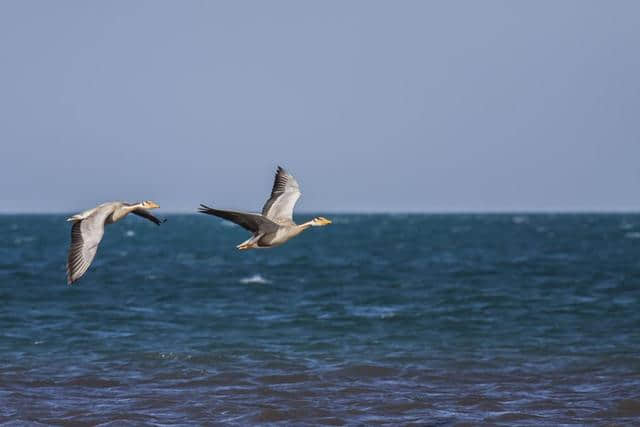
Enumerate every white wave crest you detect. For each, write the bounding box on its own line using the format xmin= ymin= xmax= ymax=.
xmin=512 ymin=216 xmax=529 ymax=224
xmin=352 ymin=306 xmax=398 ymax=319
xmin=240 ymin=274 xmax=271 ymax=284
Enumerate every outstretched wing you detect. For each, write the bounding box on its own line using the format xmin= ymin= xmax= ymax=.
xmin=67 ymin=214 xmax=106 ymax=285
xmin=198 ymin=204 xmax=278 ymax=233
xmin=131 ymin=208 xmax=166 ymax=225
xmin=261 ymin=166 xmax=301 ymax=223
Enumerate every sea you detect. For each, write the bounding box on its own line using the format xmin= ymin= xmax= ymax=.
xmin=1 ymin=213 xmax=639 ymax=425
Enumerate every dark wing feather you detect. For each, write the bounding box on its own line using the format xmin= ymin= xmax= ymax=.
xmin=131 ymin=208 xmax=166 ymax=225
xmin=198 ymin=204 xmax=277 ymax=233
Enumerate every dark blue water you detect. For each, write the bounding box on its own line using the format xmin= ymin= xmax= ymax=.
xmin=1 ymin=214 xmax=639 ymax=425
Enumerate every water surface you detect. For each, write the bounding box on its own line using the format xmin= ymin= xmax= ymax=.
xmin=1 ymin=214 xmax=639 ymax=425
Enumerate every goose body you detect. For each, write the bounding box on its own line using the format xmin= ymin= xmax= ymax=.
xmin=66 ymin=200 xmax=164 ymax=284
xmin=199 ymin=167 xmax=331 ymax=249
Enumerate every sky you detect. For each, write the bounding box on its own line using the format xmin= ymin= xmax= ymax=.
xmin=1 ymin=1 xmax=639 ymax=213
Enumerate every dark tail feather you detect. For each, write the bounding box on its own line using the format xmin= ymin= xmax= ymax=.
xmin=197 ymin=204 xmax=261 ymax=232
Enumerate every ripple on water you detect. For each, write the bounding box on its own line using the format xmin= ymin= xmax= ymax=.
xmin=350 ymin=306 xmax=399 ymax=319
xmin=13 ymin=236 xmax=36 ymax=245
xmin=602 ymin=399 xmax=640 ymax=418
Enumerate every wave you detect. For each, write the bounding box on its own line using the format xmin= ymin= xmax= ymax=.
xmin=351 ymin=306 xmax=398 ymax=319
xmin=512 ymin=216 xmax=529 ymax=224
xmin=240 ymin=274 xmax=271 ymax=284
xmin=13 ymin=236 xmax=35 ymax=245
xmin=220 ymin=220 xmax=238 ymax=228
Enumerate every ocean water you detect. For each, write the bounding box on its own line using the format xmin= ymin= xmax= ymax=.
xmin=1 ymin=213 xmax=639 ymax=425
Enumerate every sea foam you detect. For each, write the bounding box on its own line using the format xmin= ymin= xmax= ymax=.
xmin=240 ymin=274 xmax=271 ymax=284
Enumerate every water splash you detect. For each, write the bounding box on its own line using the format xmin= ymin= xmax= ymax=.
xmin=240 ymin=274 xmax=271 ymax=284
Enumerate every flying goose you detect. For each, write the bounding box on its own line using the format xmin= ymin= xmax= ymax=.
xmin=199 ymin=166 xmax=331 ymax=249
xmin=66 ymin=201 xmax=164 ymax=284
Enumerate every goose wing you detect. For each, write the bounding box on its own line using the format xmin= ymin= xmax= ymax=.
xmin=67 ymin=213 xmax=107 ymax=284
xmin=261 ymin=166 xmax=301 ymax=223
xmin=131 ymin=208 xmax=166 ymax=225
xmin=199 ymin=204 xmax=277 ymax=233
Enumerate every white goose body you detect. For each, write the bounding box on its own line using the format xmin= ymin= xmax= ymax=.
xmin=66 ymin=200 xmax=164 ymax=284
xmin=199 ymin=166 xmax=331 ymax=250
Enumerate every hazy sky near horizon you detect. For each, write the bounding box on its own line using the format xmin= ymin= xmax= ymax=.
xmin=1 ymin=1 xmax=639 ymax=213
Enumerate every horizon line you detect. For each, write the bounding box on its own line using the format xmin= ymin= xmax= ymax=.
xmin=1 ymin=209 xmax=639 ymax=215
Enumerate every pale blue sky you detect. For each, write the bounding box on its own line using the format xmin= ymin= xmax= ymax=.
xmin=1 ymin=1 xmax=639 ymax=213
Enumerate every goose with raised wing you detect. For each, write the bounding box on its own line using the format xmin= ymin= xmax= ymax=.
xmin=66 ymin=200 xmax=165 ymax=285
xmin=199 ymin=166 xmax=331 ymax=250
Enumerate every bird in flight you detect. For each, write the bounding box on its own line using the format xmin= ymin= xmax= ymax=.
xmin=66 ymin=200 xmax=165 ymax=284
xmin=199 ymin=166 xmax=331 ymax=250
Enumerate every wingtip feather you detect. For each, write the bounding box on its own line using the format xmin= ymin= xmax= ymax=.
xmin=198 ymin=203 xmax=212 ymax=214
